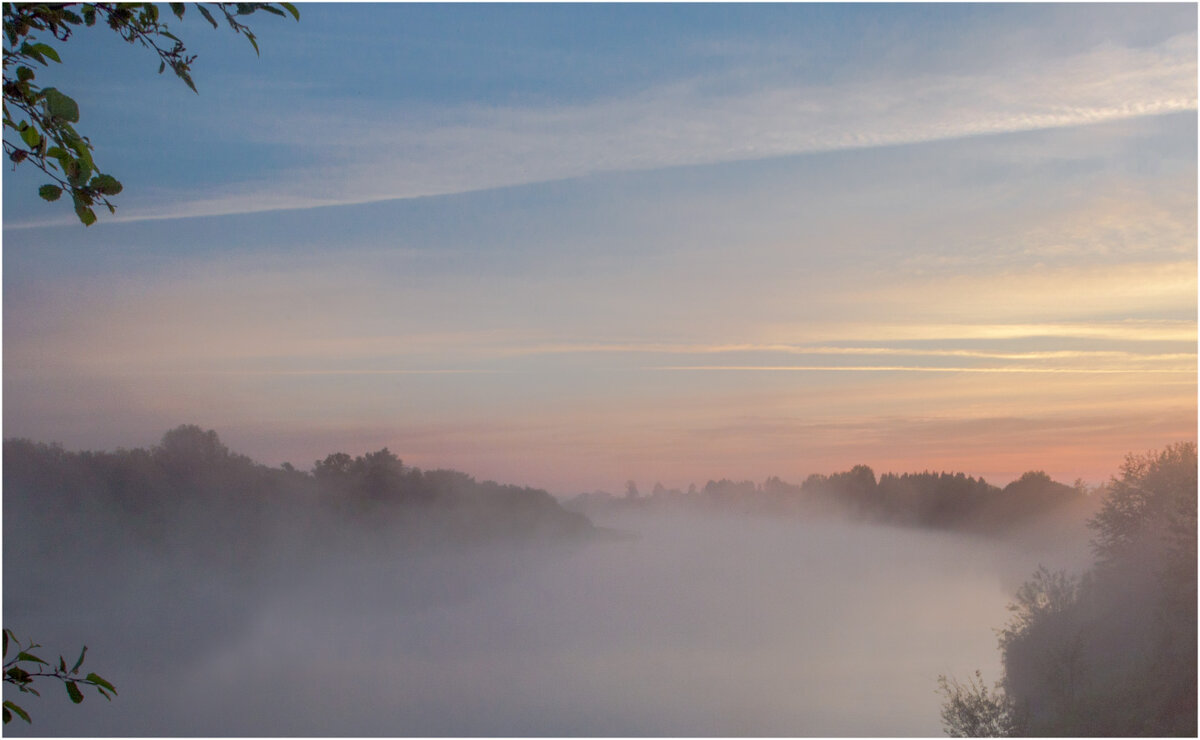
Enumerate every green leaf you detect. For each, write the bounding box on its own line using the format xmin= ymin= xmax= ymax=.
xmin=159 ymin=60 xmax=166 ymax=74
xmin=19 ymin=125 xmax=41 ymax=149
xmin=31 ymin=43 xmax=60 ymax=64
xmin=75 ymin=204 xmax=97 ymax=227
xmin=19 ymin=43 xmax=46 ymax=66
xmin=89 ymin=174 xmax=123 ymax=196
xmin=3 ymin=706 xmax=9 ymax=724
xmin=46 ymin=148 xmax=69 ymax=173
xmin=42 ymin=88 xmax=80 ymax=123
xmin=169 ymin=3 xmax=185 ymax=20
xmin=245 ymin=32 xmax=259 ymax=56
xmin=6 ymin=667 xmax=30 ymax=683
xmin=280 ymin=3 xmax=300 ymax=21
xmin=85 ymin=673 xmax=116 ymax=695
xmin=3 ymin=701 xmax=29 ymax=724
xmin=16 ymin=651 xmax=48 ymax=666
xmin=70 ymin=645 xmax=87 ymax=674
xmin=16 ymin=66 xmax=34 ymax=82
xmin=66 ymin=133 xmax=92 ymax=164
xmin=65 ymin=681 xmax=84 ymax=704
xmin=58 ymin=656 xmax=67 ymax=673
xmin=236 ymin=3 xmax=255 ymax=15
xmin=82 ymin=5 xmax=96 ymax=26
xmin=3 ymin=628 xmax=11 ymax=658
xmin=65 ymin=159 xmax=84 ymax=186
xmin=196 ymin=5 xmax=218 ymax=28
xmin=259 ymin=5 xmax=284 ymax=17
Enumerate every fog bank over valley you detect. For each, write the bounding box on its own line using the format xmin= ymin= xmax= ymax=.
xmin=2 ymin=426 xmax=1123 ymax=736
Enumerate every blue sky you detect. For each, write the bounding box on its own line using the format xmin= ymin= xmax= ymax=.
xmin=3 ymin=3 xmax=1196 ymax=493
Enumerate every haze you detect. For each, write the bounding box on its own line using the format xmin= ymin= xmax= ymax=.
xmin=2 ymin=3 xmax=1196 ymax=738
xmin=4 ymin=469 xmax=1091 ymax=736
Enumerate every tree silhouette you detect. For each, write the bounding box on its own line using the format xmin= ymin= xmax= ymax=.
xmin=943 ymin=443 xmax=1197 ymax=736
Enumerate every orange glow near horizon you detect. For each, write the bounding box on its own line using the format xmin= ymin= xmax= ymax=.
xmin=4 ymin=99 xmax=1195 ymax=496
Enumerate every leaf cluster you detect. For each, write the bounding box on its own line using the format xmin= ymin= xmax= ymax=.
xmin=936 ymin=670 xmax=1023 ymax=737
xmin=2 ymin=628 xmax=116 ymax=725
xmin=2 ymin=3 xmax=298 ymax=225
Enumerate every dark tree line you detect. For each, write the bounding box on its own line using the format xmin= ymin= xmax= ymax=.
xmin=4 ymin=425 xmax=594 ymax=572
xmin=568 ymin=463 xmax=1091 ymax=535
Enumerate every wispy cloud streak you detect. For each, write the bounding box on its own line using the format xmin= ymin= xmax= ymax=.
xmin=647 ymin=366 xmax=1196 ymax=375
xmin=8 ymin=29 xmax=1193 ymax=228
xmin=504 ymin=343 xmax=1195 ymax=362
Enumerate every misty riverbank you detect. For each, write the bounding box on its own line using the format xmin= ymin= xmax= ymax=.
xmin=5 ymin=508 xmax=1090 ymax=736
xmin=4 ymin=427 xmax=1103 ymax=735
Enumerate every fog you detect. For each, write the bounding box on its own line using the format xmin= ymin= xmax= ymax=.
xmin=5 ymin=500 xmax=1090 ymax=736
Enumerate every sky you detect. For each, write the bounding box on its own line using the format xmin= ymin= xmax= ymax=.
xmin=3 ymin=3 xmax=1196 ymax=495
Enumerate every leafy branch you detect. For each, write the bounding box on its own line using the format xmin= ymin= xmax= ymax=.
xmin=2 ymin=3 xmax=299 ymax=225
xmin=936 ymin=670 xmax=1022 ymax=737
xmin=2 ymin=628 xmax=117 ymax=725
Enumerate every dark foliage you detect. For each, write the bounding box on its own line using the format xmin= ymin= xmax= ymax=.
xmin=3 ymin=3 xmax=298 ymax=224
xmin=567 ymin=463 xmax=1092 ymax=535
xmin=3 ymin=630 xmax=115 ymax=725
xmin=936 ymin=670 xmax=1021 ymax=738
xmin=946 ymin=443 xmax=1197 ymax=737
xmin=4 ymin=425 xmax=595 ymax=573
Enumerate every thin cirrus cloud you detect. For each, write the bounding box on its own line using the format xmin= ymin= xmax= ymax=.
xmin=492 ymin=342 xmax=1194 ymax=362
xmin=646 ymin=366 xmax=1193 ymax=376
xmin=161 ymin=360 xmax=1194 ymax=378
xmin=6 ymin=28 xmax=1193 ymax=228
xmin=795 ymin=321 xmax=1196 ymax=344
xmin=24 ymin=338 xmax=1192 ymax=380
